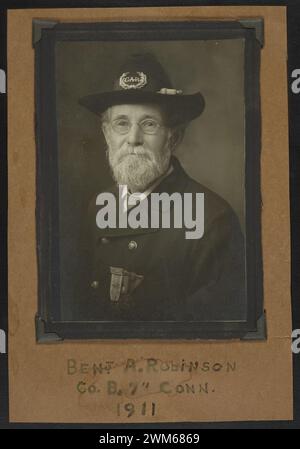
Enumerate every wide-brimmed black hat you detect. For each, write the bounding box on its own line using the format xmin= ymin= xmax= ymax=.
xmin=79 ymin=53 xmax=205 ymax=125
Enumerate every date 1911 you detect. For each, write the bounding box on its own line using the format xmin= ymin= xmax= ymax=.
xmin=117 ymin=402 xmax=156 ymax=418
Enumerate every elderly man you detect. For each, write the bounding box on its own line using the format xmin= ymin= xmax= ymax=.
xmin=78 ymin=53 xmax=245 ymax=322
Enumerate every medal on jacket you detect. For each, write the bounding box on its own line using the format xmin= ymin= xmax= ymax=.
xmin=110 ymin=267 xmax=144 ymax=303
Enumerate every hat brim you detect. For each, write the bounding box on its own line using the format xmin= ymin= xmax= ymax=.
xmin=78 ymin=90 xmax=205 ymax=124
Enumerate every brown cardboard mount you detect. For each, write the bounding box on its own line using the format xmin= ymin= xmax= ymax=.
xmin=8 ymin=6 xmax=292 ymax=423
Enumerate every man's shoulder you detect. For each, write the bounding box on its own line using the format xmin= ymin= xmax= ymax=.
xmin=185 ymin=174 xmax=230 ymax=208
xmin=175 ymin=160 xmax=237 ymax=226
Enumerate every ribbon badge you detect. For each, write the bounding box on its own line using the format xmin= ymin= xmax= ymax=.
xmin=110 ymin=266 xmax=144 ymax=303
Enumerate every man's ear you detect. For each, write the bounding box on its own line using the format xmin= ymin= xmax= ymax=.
xmin=168 ymin=126 xmax=185 ymax=152
xmin=101 ymin=121 xmax=110 ymax=145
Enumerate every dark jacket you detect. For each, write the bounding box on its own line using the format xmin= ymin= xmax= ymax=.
xmin=76 ymin=157 xmax=246 ymax=321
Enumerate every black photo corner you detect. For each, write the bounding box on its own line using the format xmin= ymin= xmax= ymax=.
xmin=0 ymin=0 xmax=300 ymax=430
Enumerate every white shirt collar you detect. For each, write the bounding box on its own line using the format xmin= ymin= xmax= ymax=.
xmin=120 ymin=164 xmax=174 ymax=213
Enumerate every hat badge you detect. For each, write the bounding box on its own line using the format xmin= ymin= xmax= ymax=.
xmin=119 ymin=71 xmax=147 ymax=90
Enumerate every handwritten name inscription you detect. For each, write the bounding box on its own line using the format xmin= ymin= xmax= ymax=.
xmin=67 ymin=357 xmax=236 ymax=376
xmin=66 ymin=357 xmax=237 ymax=418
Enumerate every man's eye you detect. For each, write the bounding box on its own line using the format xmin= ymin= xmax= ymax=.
xmin=115 ymin=120 xmax=129 ymax=127
xmin=142 ymin=120 xmax=157 ymax=129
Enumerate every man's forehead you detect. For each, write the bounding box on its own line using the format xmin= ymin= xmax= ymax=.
xmin=108 ymin=103 xmax=165 ymax=120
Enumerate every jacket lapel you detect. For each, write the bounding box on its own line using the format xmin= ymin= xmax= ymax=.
xmin=93 ymin=157 xmax=189 ymax=238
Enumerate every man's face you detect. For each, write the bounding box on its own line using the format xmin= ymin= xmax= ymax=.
xmin=102 ymin=103 xmax=172 ymax=192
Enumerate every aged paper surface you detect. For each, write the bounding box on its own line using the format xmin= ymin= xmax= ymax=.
xmin=8 ymin=6 xmax=292 ymax=423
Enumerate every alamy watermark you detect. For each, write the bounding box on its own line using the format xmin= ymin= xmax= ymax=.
xmin=291 ymin=68 xmax=300 ymax=94
xmin=0 ymin=329 xmax=6 ymax=354
xmin=292 ymin=329 xmax=300 ymax=354
xmin=95 ymin=185 xmax=204 ymax=240
xmin=0 ymin=69 xmax=6 ymax=353
xmin=0 ymin=69 xmax=6 ymax=94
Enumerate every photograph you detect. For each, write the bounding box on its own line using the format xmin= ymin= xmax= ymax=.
xmin=4 ymin=3 xmax=295 ymax=428
xmin=34 ymin=20 xmax=264 ymax=339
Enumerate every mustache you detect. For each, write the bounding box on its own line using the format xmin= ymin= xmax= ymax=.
xmin=111 ymin=146 xmax=153 ymax=165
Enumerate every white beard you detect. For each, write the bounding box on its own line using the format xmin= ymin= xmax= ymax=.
xmin=107 ymin=144 xmax=172 ymax=193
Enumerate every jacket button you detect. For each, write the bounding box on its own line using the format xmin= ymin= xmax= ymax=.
xmin=90 ymin=280 xmax=99 ymax=289
xmin=101 ymin=237 xmax=110 ymax=244
xmin=128 ymin=240 xmax=138 ymax=250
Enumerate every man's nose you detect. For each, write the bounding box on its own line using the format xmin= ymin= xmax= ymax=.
xmin=127 ymin=123 xmax=143 ymax=146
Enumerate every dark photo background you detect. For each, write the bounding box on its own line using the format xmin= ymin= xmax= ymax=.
xmin=55 ymin=39 xmax=245 ymax=320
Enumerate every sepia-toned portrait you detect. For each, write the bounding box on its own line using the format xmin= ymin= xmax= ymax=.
xmin=34 ymin=20 xmax=264 ymax=340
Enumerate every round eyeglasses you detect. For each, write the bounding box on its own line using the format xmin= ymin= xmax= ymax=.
xmin=110 ymin=118 xmax=164 ymax=135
